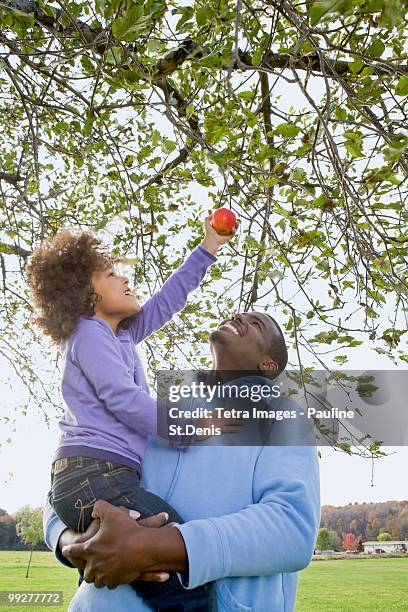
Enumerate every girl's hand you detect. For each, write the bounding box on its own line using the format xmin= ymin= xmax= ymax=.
xmin=201 ymin=214 xmax=239 ymax=255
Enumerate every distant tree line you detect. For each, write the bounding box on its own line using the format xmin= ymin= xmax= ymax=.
xmin=3 ymin=501 xmax=408 ymax=552
xmin=317 ymin=500 xmax=408 ymax=550
xmin=0 ymin=507 xmax=46 ymax=551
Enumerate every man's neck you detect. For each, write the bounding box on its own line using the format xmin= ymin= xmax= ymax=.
xmin=208 ymin=361 xmax=259 ymax=384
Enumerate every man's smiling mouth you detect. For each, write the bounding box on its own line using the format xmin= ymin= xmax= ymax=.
xmin=219 ymin=321 xmax=241 ymax=336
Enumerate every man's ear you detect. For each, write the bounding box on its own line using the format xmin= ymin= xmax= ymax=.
xmin=258 ymin=357 xmax=278 ymax=374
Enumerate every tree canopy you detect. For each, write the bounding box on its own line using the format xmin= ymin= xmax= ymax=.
xmin=321 ymin=500 xmax=408 ymax=541
xmin=0 ymin=1 xmax=407 ymax=453
xmin=14 ymin=505 xmax=44 ymax=576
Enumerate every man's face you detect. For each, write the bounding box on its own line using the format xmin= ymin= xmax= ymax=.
xmin=210 ymin=311 xmax=280 ymax=372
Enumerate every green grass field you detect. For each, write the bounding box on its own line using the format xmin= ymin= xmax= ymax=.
xmin=0 ymin=552 xmax=77 ymax=611
xmin=296 ymin=557 xmax=408 ymax=611
xmin=0 ymin=552 xmax=407 ymax=611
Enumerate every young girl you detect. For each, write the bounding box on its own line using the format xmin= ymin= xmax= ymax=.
xmin=25 ymin=215 xmax=237 ymax=610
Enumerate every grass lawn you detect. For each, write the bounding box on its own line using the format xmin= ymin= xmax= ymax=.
xmin=296 ymin=557 xmax=408 ymax=611
xmin=0 ymin=551 xmax=77 ymax=611
xmin=1 ymin=552 xmax=407 ymax=611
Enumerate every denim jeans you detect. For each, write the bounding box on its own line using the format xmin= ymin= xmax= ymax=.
xmin=49 ymin=456 xmax=215 ymax=611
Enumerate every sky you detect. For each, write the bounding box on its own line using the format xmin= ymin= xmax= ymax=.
xmin=1 ymin=32 xmax=408 ymax=514
xmin=1 ymin=372 xmax=408 ymax=514
xmin=1 ymin=316 xmax=408 ymax=514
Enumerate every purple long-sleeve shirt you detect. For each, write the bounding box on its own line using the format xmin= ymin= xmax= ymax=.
xmin=53 ymin=245 xmax=217 ymax=471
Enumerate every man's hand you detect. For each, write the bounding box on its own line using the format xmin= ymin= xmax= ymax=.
xmin=59 ymin=519 xmax=101 ymax=572
xmin=201 ymin=214 xmax=239 ymax=255
xmin=61 ymin=500 xmax=184 ymax=590
xmin=135 ymin=514 xmax=171 ymax=583
xmin=60 ymin=506 xmax=170 ymax=585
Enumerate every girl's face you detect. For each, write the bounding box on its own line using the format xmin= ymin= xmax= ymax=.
xmin=90 ymin=262 xmax=141 ymax=331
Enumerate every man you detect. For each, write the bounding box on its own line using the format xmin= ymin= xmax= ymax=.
xmin=44 ymin=311 xmax=320 ymax=611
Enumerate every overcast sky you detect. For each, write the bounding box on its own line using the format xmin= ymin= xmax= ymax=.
xmin=1 ymin=45 xmax=407 ymax=514
xmin=1 ymin=316 xmax=408 ymax=514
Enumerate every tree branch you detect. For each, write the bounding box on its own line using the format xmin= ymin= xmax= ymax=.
xmin=142 ymin=145 xmax=193 ymax=188
xmin=0 ymin=0 xmax=103 ymax=47
xmin=0 ymin=241 xmax=31 ymax=258
xmin=0 ymin=171 xmax=24 ymax=186
xmin=2 ymin=0 xmax=406 ymax=81
xmin=235 ymin=49 xmax=408 ymax=78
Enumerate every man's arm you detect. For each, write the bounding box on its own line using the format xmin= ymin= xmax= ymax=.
xmin=174 ymin=444 xmax=320 ymax=588
xmin=43 ymin=497 xmax=81 ymax=569
xmin=127 ymin=217 xmax=237 ymax=345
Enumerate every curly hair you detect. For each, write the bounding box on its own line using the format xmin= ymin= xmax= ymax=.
xmin=24 ymin=228 xmax=127 ymax=346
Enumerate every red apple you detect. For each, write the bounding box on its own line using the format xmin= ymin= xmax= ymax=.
xmin=210 ymin=208 xmax=237 ymax=236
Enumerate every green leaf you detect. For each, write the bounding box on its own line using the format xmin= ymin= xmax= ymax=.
xmin=366 ymin=36 xmax=385 ymax=57
xmin=377 ymin=0 xmax=405 ymax=29
xmin=383 ymin=135 xmax=408 ymax=162
xmin=81 ymin=55 xmax=95 ymax=74
xmin=295 ymin=142 xmax=312 ymax=158
xmin=395 ymin=76 xmax=408 ymax=96
xmin=146 ymin=38 xmax=162 ymax=53
xmin=338 ymin=443 xmax=352 ymax=455
xmin=366 ymin=0 xmax=384 ymax=12
xmin=37 ymin=0 xmax=56 ymax=17
xmin=105 ymin=46 xmax=124 ymax=65
xmin=95 ymin=0 xmax=123 ymax=18
xmin=344 ymin=131 xmax=364 ymax=158
xmin=175 ymin=6 xmax=194 ymax=31
xmin=335 ymin=107 xmax=347 ymax=120
xmin=112 ymin=1 xmax=164 ymax=41
xmin=124 ymin=155 xmax=135 ymax=167
xmin=334 ymin=355 xmax=348 ymax=364
xmin=290 ymin=168 xmax=307 ymax=182
xmin=161 ymin=138 xmax=177 ymax=154
xmin=83 ymin=111 xmax=96 ymax=137
xmin=309 ymin=0 xmax=338 ymax=26
xmin=137 ymin=145 xmax=153 ymax=162
xmin=274 ymin=123 xmax=301 ymax=138
xmin=196 ymin=5 xmax=213 ymax=27
xmin=349 ymin=58 xmax=364 ymax=74
xmin=310 ymin=330 xmax=338 ymax=344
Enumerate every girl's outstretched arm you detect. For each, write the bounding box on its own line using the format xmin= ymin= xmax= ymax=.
xmin=128 ymin=215 xmax=238 ymax=344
